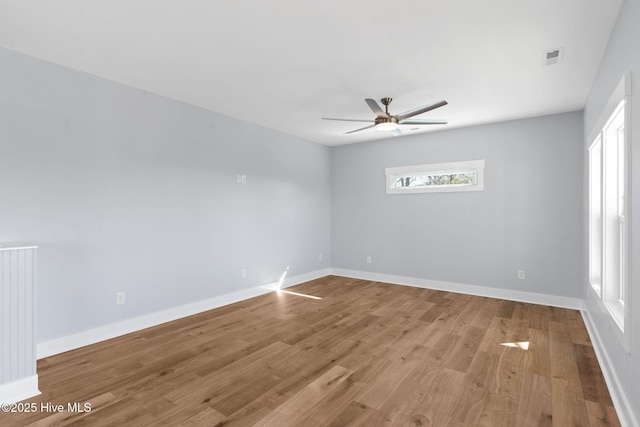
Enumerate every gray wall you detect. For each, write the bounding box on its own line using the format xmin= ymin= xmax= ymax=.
xmin=583 ymin=0 xmax=640 ymax=423
xmin=0 ymin=48 xmax=331 ymax=343
xmin=331 ymin=112 xmax=583 ymax=298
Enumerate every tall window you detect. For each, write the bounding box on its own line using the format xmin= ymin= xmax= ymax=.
xmin=588 ymin=74 xmax=630 ymax=337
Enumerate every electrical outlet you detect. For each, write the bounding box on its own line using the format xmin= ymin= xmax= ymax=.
xmin=236 ymin=174 xmax=242 ymax=183
xmin=366 ymin=256 xmax=372 ymax=264
xmin=241 ymin=175 xmax=247 ymax=184
xmin=518 ymin=270 xmax=526 ymax=280
xmin=116 ymin=291 xmax=126 ymax=305
xmin=241 ymin=269 xmax=247 ymax=278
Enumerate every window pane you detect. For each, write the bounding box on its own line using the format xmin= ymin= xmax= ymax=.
xmin=391 ymin=169 xmax=478 ymax=189
xmin=589 ymin=136 xmax=602 ymax=295
xmin=601 ymin=100 xmax=626 ymax=329
xmin=617 ymin=122 xmax=625 ymax=304
xmin=385 ymin=160 xmax=485 ymax=194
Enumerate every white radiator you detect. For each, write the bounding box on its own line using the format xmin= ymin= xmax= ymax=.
xmin=0 ymin=242 xmax=39 ymax=403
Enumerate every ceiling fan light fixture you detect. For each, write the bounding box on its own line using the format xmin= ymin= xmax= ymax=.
xmin=376 ymin=121 xmax=399 ymax=132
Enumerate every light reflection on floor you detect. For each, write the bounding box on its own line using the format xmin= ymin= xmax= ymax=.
xmin=501 ymin=341 xmax=530 ymax=350
xmin=277 ymin=289 xmax=322 ymax=300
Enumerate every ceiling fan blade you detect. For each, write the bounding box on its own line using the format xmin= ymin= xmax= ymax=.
xmin=399 ymin=119 xmax=448 ymax=125
xmin=345 ymin=124 xmax=376 ymax=134
xmin=397 ymin=100 xmax=448 ymax=121
xmin=365 ymin=99 xmax=388 ymax=118
xmin=322 ymin=117 xmax=375 ymax=123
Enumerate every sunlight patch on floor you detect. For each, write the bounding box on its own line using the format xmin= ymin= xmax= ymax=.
xmin=277 ymin=289 xmax=322 ymax=300
xmin=501 ymin=341 xmax=530 ymax=350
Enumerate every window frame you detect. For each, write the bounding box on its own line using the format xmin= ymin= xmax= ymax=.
xmin=587 ymin=72 xmax=631 ymax=351
xmin=385 ymin=160 xmax=485 ymax=195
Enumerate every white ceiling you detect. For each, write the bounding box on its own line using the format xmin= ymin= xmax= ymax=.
xmin=0 ymin=1 xmax=623 ymax=146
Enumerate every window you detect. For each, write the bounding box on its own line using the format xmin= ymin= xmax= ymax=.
xmin=385 ymin=160 xmax=484 ymax=194
xmin=588 ymin=73 xmax=630 ymax=341
xmin=589 ymin=135 xmax=603 ymax=297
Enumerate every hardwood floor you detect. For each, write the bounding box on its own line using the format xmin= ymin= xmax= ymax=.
xmin=0 ymin=276 xmax=619 ymax=426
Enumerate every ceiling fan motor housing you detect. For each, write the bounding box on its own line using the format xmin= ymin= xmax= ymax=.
xmin=375 ymin=116 xmax=398 ymax=125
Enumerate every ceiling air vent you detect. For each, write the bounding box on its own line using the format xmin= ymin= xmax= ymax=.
xmin=544 ymin=48 xmax=564 ymax=66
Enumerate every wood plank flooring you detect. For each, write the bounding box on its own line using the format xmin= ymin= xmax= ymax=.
xmin=0 ymin=276 xmax=619 ymax=426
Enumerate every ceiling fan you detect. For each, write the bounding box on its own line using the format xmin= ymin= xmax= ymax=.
xmin=323 ymin=97 xmax=448 ymax=135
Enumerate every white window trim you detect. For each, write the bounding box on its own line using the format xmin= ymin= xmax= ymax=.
xmin=385 ymin=160 xmax=485 ymax=194
xmin=587 ymin=72 xmax=632 ymax=353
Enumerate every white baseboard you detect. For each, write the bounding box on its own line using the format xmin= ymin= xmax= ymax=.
xmin=330 ymin=268 xmax=583 ymax=309
xmin=0 ymin=375 xmax=40 ymax=404
xmin=581 ymin=308 xmax=638 ymax=427
xmin=37 ymin=268 xmax=331 ymax=359
xmin=35 ymin=268 xmax=579 ymax=359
